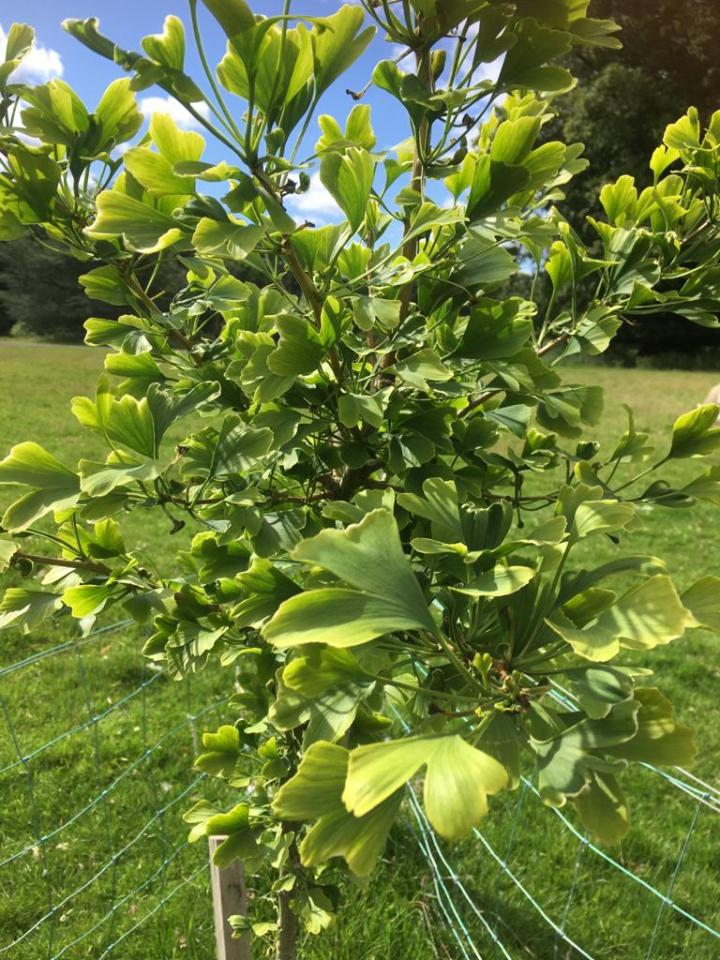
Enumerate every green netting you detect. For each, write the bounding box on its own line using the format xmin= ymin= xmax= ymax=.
xmin=0 ymin=621 xmax=229 ymax=959
xmin=1 ymin=624 xmax=719 ymax=959
xmin=399 ymin=699 xmax=720 ymax=960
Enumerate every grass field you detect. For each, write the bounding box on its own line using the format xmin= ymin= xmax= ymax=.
xmin=1 ymin=340 xmax=719 ymax=959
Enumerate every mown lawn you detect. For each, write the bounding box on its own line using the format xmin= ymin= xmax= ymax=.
xmin=0 ymin=341 xmax=719 ymax=959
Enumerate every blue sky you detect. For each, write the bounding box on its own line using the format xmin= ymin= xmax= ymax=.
xmin=1 ymin=1 xmax=425 ymax=221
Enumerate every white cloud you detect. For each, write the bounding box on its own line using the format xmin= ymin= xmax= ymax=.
xmin=0 ymin=23 xmax=63 ymax=83
xmin=110 ymin=142 xmax=133 ymax=160
xmin=390 ymin=43 xmax=414 ymax=64
xmin=475 ymin=56 xmax=504 ymax=85
xmin=389 ymin=32 xmax=503 ymax=86
xmin=286 ymin=173 xmax=341 ymax=222
xmin=138 ymin=95 xmax=210 ymax=131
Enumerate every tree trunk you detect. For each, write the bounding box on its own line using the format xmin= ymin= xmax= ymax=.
xmin=276 ymin=827 xmax=301 ymax=960
xmin=276 ymin=884 xmax=299 ymax=960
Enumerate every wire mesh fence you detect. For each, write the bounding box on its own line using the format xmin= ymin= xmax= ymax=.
xmin=1 ymin=619 xmax=719 ymax=960
xmin=0 ymin=619 xmax=230 ymax=960
xmin=402 ymin=691 xmax=720 ymax=960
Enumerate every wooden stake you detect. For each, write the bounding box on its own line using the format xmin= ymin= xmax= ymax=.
xmin=209 ymin=836 xmax=252 ymax=960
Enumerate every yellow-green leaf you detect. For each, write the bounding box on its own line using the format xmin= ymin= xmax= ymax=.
xmin=344 ymin=734 xmax=508 ymax=841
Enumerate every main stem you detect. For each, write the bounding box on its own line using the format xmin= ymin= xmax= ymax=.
xmin=385 ymin=41 xmax=433 ymax=370
xmin=276 ymin=828 xmax=301 ymax=960
xmin=277 ymin=887 xmax=299 ymax=960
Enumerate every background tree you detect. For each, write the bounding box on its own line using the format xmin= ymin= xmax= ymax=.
xmin=0 ymin=237 xmax=106 ymax=340
xmin=558 ymin=0 xmax=720 ymax=229
xmin=550 ymin=0 xmax=720 ymax=359
xmin=0 ymin=236 xmax=265 ymax=340
xmin=0 ymin=267 xmax=12 ymax=335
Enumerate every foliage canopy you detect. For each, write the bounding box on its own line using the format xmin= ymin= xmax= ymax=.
xmin=1 ymin=1 xmax=719 ymax=951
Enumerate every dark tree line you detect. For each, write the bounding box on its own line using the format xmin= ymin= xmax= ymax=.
xmin=557 ymin=0 xmax=719 ymax=232
xmin=0 ymin=238 xmax=105 ymax=340
xmin=551 ymin=0 xmax=720 ymax=360
xmin=0 ymin=234 xmax=265 ymax=341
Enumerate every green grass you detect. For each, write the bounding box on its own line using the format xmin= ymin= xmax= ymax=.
xmin=1 ymin=342 xmax=719 ymax=959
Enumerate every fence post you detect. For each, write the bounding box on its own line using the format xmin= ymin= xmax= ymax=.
xmin=209 ymin=836 xmax=252 ymax=960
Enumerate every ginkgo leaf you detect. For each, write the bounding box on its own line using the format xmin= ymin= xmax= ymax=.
xmin=263 ymin=510 xmax=434 ymax=648
xmin=87 ymin=190 xmax=186 ymax=253
xmin=320 ymin=147 xmax=374 ymax=232
xmin=398 ymin=478 xmax=463 ymax=544
xmin=293 ymin=509 xmax=429 ymax=612
xmin=0 ymin=539 xmax=17 ymax=572
xmin=267 ymin=315 xmax=325 ymax=376
xmin=201 ymin=0 xmax=255 ymax=35
xmin=682 ymin=576 xmax=720 ymax=631
xmin=273 ymin=741 xmax=401 ymax=876
xmin=194 ymin=725 xmax=241 ymax=777
xmin=141 ymin=14 xmax=185 ymax=70
xmin=0 ymin=442 xmax=80 ymax=531
xmin=453 ymin=565 xmax=536 ymax=598
xmin=573 ymin=771 xmax=629 ymax=844
xmin=563 ymin=665 xmax=634 ymax=719
xmin=282 ymin=647 xmax=371 ymax=698
xmin=0 ymin=588 xmax=62 ymax=632
xmin=343 ymin=734 xmax=508 ymax=840
xmin=206 ymin=803 xmax=258 ymax=868
xmin=669 ymin=404 xmax=720 ymax=458
xmin=263 ymin=587 xmax=428 ymax=649
xmin=62 ymin=584 xmax=114 ymax=619
xmin=572 ymin=500 xmax=637 ymax=541
xmin=547 ymin=575 xmax=690 ymax=662
xmin=532 ymin=698 xmax=638 ymax=805
xmin=606 ymin=688 xmax=697 ymax=766
xmin=192 ymin=219 xmax=264 ymax=259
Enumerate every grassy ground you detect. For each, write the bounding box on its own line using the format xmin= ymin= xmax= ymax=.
xmin=1 ymin=341 xmax=719 ymax=959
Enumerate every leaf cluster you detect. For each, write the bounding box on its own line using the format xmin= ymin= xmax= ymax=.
xmin=1 ymin=2 xmax=719 ymax=941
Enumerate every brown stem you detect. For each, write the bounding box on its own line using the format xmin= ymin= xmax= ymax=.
xmin=538 ymin=333 xmax=569 ymax=357
xmin=282 ymin=237 xmax=323 ymax=325
xmin=122 ymin=264 xmax=196 ymax=354
xmin=459 ymin=390 xmax=496 ymax=418
xmin=15 ymin=552 xmax=111 ymax=576
xmin=256 ymin=167 xmax=345 ymax=383
xmin=396 ymin=45 xmax=434 ymax=328
xmin=376 ymin=43 xmax=434 ymax=381
xmin=166 ymin=489 xmax=335 ymax=509
xmin=276 ymin=829 xmax=302 ymax=960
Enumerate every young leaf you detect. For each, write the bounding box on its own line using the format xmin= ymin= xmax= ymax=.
xmin=195 ymin=725 xmax=241 ymax=777
xmin=669 ymin=404 xmax=720 ymax=459
xmin=192 ymin=219 xmax=264 ymax=259
xmin=312 ymin=6 xmax=375 ymax=98
xmin=319 ymin=147 xmax=374 ymax=232
xmin=201 ymin=0 xmax=255 ymax=36
xmin=0 ymin=442 xmax=80 ymax=532
xmin=548 ymin=575 xmax=690 ymax=662
xmin=142 ymin=15 xmax=185 ymax=70
xmin=344 ymin=735 xmax=508 ymax=840
xmin=273 ymin=741 xmax=403 ymax=877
